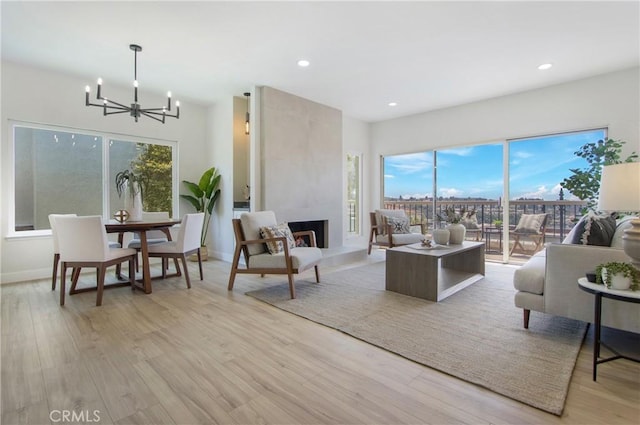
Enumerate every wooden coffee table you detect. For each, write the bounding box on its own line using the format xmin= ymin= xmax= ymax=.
xmin=386 ymin=241 xmax=485 ymax=302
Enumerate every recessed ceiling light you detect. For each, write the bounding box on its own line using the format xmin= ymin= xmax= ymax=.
xmin=537 ymin=63 xmax=553 ymax=70
xmin=388 ymin=102 xmax=397 ymax=107
xmin=297 ymin=59 xmax=310 ymax=67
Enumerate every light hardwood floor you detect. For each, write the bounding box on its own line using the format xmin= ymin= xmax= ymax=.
xmin=2 ymin=253 xmax=639 ymax=425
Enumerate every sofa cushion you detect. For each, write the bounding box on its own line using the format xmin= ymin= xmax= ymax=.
xmin=376 ymin=233 xmax=425 ymax=245
xmin=513 ymin=249 xmax=546 ymax=295
xmin=259 ymin=223 xmax=296 ymax=254
xmin=570 ymin=212 xmax=616 ymax=246
xmin=248 ymin=247 xmax=322 ymax=270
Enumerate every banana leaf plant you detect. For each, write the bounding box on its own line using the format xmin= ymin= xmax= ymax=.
xmin=180 ymin=167 xmax=221 ymax=246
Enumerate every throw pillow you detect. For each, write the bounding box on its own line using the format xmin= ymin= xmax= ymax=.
xmin=570 ymin=212 xmax=616 ymax=246
xmin=259 ymin=223 xmax=296 ymax=254
xmin=514 ymin=214 xmax=547 ymax=234
xmin=385 ymin=215 xmax=411 ymax=234
xmin=461 ymin=211 xmax=479 ymax=230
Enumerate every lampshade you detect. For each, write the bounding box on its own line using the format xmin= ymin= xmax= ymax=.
xmin=598 ymin=161 xmax=640 ymax=269
xmin=597 ymin=162 xmax=640 ymax=212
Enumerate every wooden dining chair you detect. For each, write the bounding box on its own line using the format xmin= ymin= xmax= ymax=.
xmin=55 ymin=215 xmax=137 ymax=306
xmin=147 ymin=213 xmax=205 ymax=288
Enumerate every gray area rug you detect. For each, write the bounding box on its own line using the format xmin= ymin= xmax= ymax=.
xmin=245 ymin=262 xmax=587 ymax=416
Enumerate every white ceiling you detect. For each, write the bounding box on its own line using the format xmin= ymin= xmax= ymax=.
xmin=2 ymin=1 xmax=638 ymax=123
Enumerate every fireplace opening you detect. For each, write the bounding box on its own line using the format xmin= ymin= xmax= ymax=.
xmin=288 ymin=220 xmax=328 ymax=248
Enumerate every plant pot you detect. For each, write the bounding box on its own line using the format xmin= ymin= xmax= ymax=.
xmin=447 ymin=223 xmax=466 ymax=244
xmin=432 ymin=228 xmax=450 ymax=245
xmin=601 ymin=268 xmax=631 ymax=290
xmin=189 ymin=245 xmax=208 ymax=262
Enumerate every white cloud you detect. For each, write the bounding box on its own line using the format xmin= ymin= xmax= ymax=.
xmin=384 ymin=174 xmax=395 ymax=179
xmin=438 ymin=187 xmax=463 ymax=198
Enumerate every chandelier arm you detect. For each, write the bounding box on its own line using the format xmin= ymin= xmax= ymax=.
xmin=100 ymin=98 xmax=129 ymax=109
xmin=139 ymin=111 xmax=166 ymax=123
xmin=144 ymin=110 xmax=179 ymax=119
xmin=104 ymin=109 xmax=132 ymax=116
xmin=140 ymin=107 xmax=170 ymax=112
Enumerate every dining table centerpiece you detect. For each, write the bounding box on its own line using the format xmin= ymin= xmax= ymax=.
xmin=115 ymin=169 xmax=146 ymax=221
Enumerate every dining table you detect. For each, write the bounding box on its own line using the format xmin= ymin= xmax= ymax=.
xmin=105 ymin=218 xmax=181 ymax=294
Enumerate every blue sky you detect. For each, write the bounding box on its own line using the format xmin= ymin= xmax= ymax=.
xmin=383 ymin=129 xmax=606 ymax=201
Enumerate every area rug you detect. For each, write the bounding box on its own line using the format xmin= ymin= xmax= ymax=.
xmin=245 ymin=262 xmax=587 ymax=416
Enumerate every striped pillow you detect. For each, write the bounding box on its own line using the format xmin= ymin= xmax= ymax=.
xmin=514 ymin=214 xmax=546 ymax=234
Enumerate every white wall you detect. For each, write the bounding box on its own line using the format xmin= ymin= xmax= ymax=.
xmin=342 ymin=116 xmax=371 ymax=247
xmin=206 ymin=97 xmax=235 ymax=262
xmin=369 ymin=67 xmax=640 ymax=210
xmin=1 ymin=61 xmax=211 ymax=283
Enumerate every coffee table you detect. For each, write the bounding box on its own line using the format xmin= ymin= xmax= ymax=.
xmin=386 ymin=241 xmax=485 ymax=302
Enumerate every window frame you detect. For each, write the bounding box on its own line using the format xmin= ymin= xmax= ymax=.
xmin=7 ymin=120 xmax=179 ymax=238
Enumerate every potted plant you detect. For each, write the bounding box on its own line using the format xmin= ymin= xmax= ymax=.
xmin=115 ymin=169 xmax=146 ymax=221
xmin=595 ymin=261 xmax=639 ymax=291
xmin=437 ymin=206 xmax=476 ymax=244
xmin=560 ymin=138 xmax=637 ymax=213
xmin=180 ymin=167 xmax=221 ymax=260
xmin=493 ymin=219 xmax=503 ymax=228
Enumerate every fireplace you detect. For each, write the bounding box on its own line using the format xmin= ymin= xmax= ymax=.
xmin=288 ymin=220 xmax=328 ymax=248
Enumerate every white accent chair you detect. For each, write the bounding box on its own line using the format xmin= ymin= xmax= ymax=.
xmin=147 ymin=213 xmax=205 ymax=288
xmin=368 ymin=209 xmax=426 ymax=254
xmin=228 ymin=211 xmax=322 ymax=299
xmin=55 ymin=215 xmax=136 ymax=306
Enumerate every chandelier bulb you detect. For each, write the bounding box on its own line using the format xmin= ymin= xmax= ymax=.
xmin=176 ymin=101 xmax=180 ymax=107
xmin=85 ymin=86 xmax=90 ymax=93
xmin=97 ymin=78 xmax=103 ymax=85
xmin=133 ymin=80 xmax=138 ymax=88
xmin=167 ymin=91 xmax=172 ymax=98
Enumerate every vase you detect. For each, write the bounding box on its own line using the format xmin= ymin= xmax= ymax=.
xmin=432 ymin=228 xmax=450 ymax=245
xmin=601 ymin=268 xmax=631 ymax=290
xmin=124 ymin=183 xmax=143 ymax=222
xmin=447 ymin=223 xmax=466 ymax=244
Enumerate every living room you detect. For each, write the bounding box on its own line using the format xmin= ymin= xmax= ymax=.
xmin=1 ymin=1 xmax=639 ymax=424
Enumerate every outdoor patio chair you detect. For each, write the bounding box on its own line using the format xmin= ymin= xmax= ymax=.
xmin=509 ymin=213 xmax=548 ymax=255
xmin=228 ymin=211 xmax=322 ymax=299
xmin=368 ymin=209 xmax=426 ymax=254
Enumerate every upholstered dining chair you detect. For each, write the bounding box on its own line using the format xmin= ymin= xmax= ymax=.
xmin=368 ymin=209 xmax=426 ymax=254
xmin=55 ymin=215 xmax=136 ymax=306
xmin=228 ymin=211 xmax=323 ymax=299
xmin=127 ymin=211 xmax=172 ymax=271
xmin=49 ymin=213 xmax=122 ymax=291
xmin=147 ymin=213 xmax=205 ymax=288
xmin=510 ymin=213 xmax=549 ymax=255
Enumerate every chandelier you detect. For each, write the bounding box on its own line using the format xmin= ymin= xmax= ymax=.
xmin=85 ymin=44 xmax=180 ymax=123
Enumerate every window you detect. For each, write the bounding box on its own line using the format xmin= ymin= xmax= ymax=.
xmin=346 ymin=153 xmax=362 ymax=234
xmin=11 ymin=122 xmax=177 ymax=235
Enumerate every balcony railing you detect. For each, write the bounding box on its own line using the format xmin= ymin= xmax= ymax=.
xmin=381 ymin=199 xmax=587 ymax=254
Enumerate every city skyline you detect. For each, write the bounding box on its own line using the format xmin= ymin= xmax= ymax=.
xmin=383 ymin=129 xmax=606 ymax=201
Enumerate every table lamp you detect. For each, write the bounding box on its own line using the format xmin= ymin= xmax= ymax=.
xmin=597 ymin=162 xmax=640 ymax=269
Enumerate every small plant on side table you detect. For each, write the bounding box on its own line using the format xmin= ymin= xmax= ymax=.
xmin=595 ymin=262 xmax=639 ymax=291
